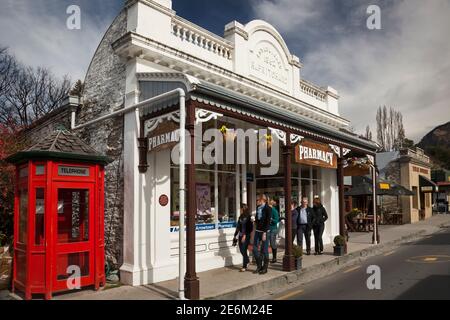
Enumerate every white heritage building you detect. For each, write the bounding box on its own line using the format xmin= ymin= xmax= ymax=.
xmin=54 ymin=0 xmax=378 ymax=291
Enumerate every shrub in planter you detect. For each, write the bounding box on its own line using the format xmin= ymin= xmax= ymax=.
xmin=333 ymin=235 xmax=346 ymax=256
xmin=292 ymin=245 xmax=303 ymax=270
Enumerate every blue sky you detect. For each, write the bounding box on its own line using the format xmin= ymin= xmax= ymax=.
xmin=1 ymin=0 xmax=449 ymax=141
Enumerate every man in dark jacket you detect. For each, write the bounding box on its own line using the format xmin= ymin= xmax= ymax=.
xmin=296 ymin=197 xmax=314 ymax=255
xmin=253 ymin=194 xmax=272 ymax=274
xmin=312 ymin=197 xmax=328 ymax=255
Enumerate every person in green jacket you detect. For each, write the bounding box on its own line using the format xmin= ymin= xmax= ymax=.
xmin=269 ymin=198 xmax=280 ymax=263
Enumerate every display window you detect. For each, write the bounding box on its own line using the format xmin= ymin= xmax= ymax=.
xmin=256 ymin=164 xmax=322 ymax=211
xmin=170 ymin=165 xmax=239 ymax=229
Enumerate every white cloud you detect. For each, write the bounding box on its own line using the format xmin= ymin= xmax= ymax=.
xmin=0 ymin=0 xmax=119 ymax=82
xmin=252 ymin=0 xmax=450 ymax=142
xmin=251 ymin=0 xmax=322 ymax=32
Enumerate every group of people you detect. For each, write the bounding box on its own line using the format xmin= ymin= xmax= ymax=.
xmin=233 ymin=194 xmax=328 ymax=275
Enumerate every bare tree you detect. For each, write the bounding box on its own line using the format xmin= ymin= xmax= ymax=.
xmin=376 ymin=105 xmax=407 ymax=151
xmin=0 ymin=47 xmax=71 ymax=128
xmin=0 ymin=48 xmax=15 ymax=94
xmin=365 ymin=125 xmax=373 ymax=140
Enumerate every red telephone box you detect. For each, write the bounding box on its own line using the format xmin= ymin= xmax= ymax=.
xmin=6 ymin=130 xmax=112 ymax=300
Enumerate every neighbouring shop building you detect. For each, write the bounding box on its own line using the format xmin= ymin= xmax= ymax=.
xmin=432 ymin=169 xmax=450 ymax=213
xmin=19 ymin=0 xmax=378 ymax=298
xmin=377 ymin=147 xmax=438 ymax=223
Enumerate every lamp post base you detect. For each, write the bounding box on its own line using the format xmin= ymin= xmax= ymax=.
xmin=282 ymin=254 xmax=295 ymax=272
xmin=184 ymin=276 xmax=200 ymax=300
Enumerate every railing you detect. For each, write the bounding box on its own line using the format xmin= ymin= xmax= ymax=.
xmin=171 ymin=16 xmax=233 ymax=60
xmin=300 ymin=79 xmax=326 ymax=102
xmin=401 ymin=147 xmax=430 ymax=163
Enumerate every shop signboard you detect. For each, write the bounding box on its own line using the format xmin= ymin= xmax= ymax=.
xmin=380 ymin=183 xmax=390 ymax=190
xmin=295 ymin=140 xmax=337 ymax=169
xmin=421 ymin=186 xmax=434 ymax=193
xmin=170 ymin=222 xmax=236 ymax=233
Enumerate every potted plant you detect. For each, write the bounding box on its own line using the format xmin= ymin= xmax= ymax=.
xmin=333 ymin=235 xmax=346 ymax=256
xmin=292 ymin=245 xmax=303 ymax=270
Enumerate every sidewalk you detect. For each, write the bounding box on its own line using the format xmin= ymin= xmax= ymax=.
xmin=8 ymin=214 xmax=450 ymax=300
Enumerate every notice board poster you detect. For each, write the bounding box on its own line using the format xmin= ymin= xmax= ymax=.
xmin=196 ymin=183 xmax=212 ymax=217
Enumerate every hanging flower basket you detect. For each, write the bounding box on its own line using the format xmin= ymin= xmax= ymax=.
xmin=259 ymin=133 xmax=272 ymax=151
xmin=219 ymin=125 xmax=236 ymax=142
xmin=344 ymin=157 xmax=371 ymax=176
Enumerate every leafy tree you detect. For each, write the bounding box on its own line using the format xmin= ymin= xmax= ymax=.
xmin=0 ymin=124 xmax=21 ymax=245
xmin=70 ymin=79 xmax=84 ymax=97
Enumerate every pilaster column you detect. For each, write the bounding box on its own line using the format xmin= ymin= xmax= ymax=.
xmin=185 ymin=102 xmax=200 ymax=300
xmin=283 ymin=132 xmax=295 ymax=271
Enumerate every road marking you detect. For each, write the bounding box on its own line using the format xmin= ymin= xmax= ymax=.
xmin=275 ymin=289 xmax=304 ymax=300
xmin=384 ymin=250 xmax=395 ymax=256
xmin=423 ymin=257 xmax=438 ymax=262
xmin=406 ymin=255 xmax=450 ymax=264
xmin=343 ymin=266 xmax=361 ymax=273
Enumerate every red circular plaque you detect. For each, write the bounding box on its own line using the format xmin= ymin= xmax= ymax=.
xmin=159 ymin=195 xmax=169 ymax=207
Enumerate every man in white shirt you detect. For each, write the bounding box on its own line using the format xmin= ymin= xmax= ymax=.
xmin=296 ymin=197 xmax=313 ymax=255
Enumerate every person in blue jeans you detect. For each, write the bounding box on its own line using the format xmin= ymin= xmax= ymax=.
xmin=269 ymin=198 xmax=280 ymax=263
xmin=233 ymin=203 xmax=253 ymax=272
xmin=253 ymin=194 xmax=272 ymax=275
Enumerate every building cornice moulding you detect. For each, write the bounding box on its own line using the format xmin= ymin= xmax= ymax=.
xmin=113 ymin=32 xmax=350 ymax=129
xmin=224 ymin=22 xmax=249 ymax=40
xmin=125 ymin=0 xmax=176 ymax=17
xmin=136 ymin=72 xmax=200 ymax=92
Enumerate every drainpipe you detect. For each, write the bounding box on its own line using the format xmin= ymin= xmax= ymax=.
xmin=70 ymin=88 xmax=187 ymax=300
xmin=178 ymin=92 xmax=187 ymax=301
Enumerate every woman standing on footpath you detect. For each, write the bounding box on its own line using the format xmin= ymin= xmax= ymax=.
xmin=233 ymin=203 xmax=253 ymax=272
xmin=312 ymin=197 xmax=328 ymax=255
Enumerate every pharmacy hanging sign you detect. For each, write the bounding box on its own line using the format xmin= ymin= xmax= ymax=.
xmin=147 ymin=121 xmax=180 ymax=152
xmin=295 ymin=139 xmax=337 ymax=169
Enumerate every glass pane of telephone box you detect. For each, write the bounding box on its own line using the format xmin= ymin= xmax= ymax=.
xmin=19 ymin=188 xmax=28 ymax=244
xmin=56 ymin=252 xmax=90 ymax=280
xmin=35 ymin=188 xmax=45 ymax=245
xmin=57 ymin=189 xmax=89 ymax=243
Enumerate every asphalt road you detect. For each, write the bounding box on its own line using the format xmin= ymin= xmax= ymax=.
xmin=270 ymin=226 xmax=450 ymax=300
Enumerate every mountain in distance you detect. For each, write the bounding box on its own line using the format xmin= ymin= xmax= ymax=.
xmin=417 ymin=121 xmax=450 ymax=170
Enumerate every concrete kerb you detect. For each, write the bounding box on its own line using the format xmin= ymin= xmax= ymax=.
xmin=206 ymin=229 xmax=429 ymax=300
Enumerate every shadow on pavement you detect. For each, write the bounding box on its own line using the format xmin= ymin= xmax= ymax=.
xmin=396 ymin=275 xmax=450 ymax=300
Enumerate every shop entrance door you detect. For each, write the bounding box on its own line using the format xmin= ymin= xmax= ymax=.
xmin=53 ymin=182 xmax=95 ymax=292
